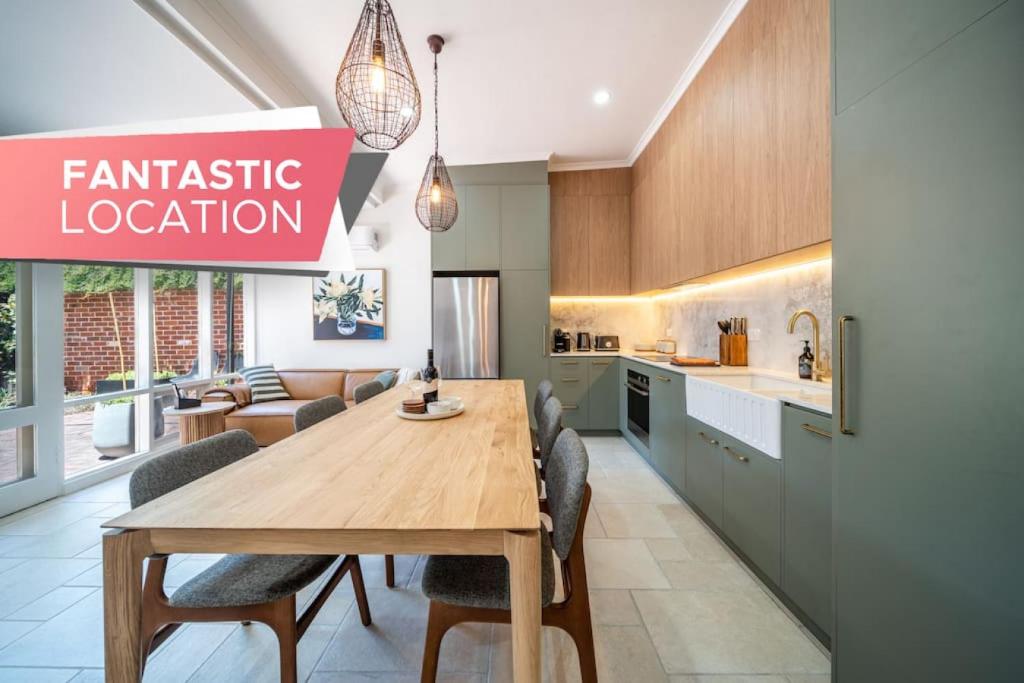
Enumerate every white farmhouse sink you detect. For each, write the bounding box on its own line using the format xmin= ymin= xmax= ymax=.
xmin=685 ymin=373 xmax=831 ymax=459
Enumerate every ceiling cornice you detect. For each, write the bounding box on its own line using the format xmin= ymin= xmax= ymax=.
xmin=547 ymin=159 xmax=632 ymax=172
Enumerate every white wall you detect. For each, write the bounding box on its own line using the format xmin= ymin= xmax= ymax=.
xmin=252 ymin=184 xmax=432 ymax=370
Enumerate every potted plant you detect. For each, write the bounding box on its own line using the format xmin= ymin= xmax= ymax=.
xmin=95 ymin=369 xmax=178 ymax=395
xmin=313 ymin=273 xmax=383 ymax=336
xmin=91 ymin=395 xmax=167 ymax=458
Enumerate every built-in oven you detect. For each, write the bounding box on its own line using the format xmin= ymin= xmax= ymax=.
xmin=626 ymin=368 xmax=650 ymax=446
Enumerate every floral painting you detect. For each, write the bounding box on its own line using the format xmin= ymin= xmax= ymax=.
xmin=312 ymin=270 xmax=385 ymax=340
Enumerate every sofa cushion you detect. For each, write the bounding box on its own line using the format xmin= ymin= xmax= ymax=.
xmin=344 ymin=370 xmax=389 ymax=401
xmin=278 ymin=370 xmax=346 ymax=400
xmin=374 ymin=370 xmax=397 ymax=390
xmin=238 ymin=365 xmax=291 ymax=403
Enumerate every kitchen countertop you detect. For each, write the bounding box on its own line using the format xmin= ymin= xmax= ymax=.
xmin=550 ymin=350 xmax=833 ymax=415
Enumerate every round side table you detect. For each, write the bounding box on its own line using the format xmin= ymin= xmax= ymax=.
xmin=163 ymin=402 xmax=235 ymax=445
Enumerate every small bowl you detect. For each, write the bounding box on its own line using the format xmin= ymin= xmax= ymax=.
xmin=439 ymin=396 xmax=462 ymax=410
xmin=426 ymin=402 xmax=452 ymax=415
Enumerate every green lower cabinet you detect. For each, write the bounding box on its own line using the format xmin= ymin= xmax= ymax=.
xmin=721 ymin=438 xmax=782 ymax=586
xmin=649 ymin=372 xmax=686 ymax=494
xmin=684 ymin=417 xmax=724 ymax=528
xmin=781 ymin=405 xmax=833 ymax=637
xmin=499 ymin=270 xmax=549 ymax=427
xmin=587 ymin=358 xmax=619 ymax=430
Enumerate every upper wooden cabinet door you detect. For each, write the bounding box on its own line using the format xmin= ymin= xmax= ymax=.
xmin=588 ymin=195 xmax=630 ymax=295
xmin=550 ymin=195 xmax=589 ymax=295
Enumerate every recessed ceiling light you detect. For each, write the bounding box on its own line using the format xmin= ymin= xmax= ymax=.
xmin=593 ymin=89 xmax=611 ymax=106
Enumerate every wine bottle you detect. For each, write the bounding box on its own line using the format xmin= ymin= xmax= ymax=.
xmin=422 ymin=348 xmax=439 ymax=404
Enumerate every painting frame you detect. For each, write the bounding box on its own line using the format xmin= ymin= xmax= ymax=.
xmin=312 ymin=269 xmax=386 ymax=340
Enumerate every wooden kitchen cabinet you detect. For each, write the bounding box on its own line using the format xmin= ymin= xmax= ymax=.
xmin=549 ymin=169 xmax=631 ymax=296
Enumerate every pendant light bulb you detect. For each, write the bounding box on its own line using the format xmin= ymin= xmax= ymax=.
xmin=370 ymin=39 xmax=386 ymax=93
xmin=430 ymin=178 xmax=442 ymax=204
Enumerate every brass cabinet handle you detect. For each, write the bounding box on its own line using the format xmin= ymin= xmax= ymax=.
xmin=801 ymin=423 xmax=832 ymax=439
xmin=656 ymin=375 xmax=671 ymax=382
xmin=560 ymin=360 xmax=579 ymax=365
xmin=591 ymin=360 xmax=612 ymax=366
xmin=563 ymin=403 xmax=579 ymax=410
xmin=723 ymin=445 xmax=749 ymax=463
xmin=698 ymin=431 xmax=718 ymax=446
xmin=561 ymin=377 xmax=581 ymax=383
xmin=838 ymin=315 xmax=855 ymax=435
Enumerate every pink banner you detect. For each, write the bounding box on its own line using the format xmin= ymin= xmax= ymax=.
xmin=0 ymin=128 xmax=354 ymax=261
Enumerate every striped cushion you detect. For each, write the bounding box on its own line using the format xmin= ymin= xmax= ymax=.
xmin=239 ymin=365 xmax=291 ymax=403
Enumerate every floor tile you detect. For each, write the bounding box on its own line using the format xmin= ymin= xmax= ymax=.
xmin=0 ymin=668 xmax=80 ymax=682
xmin=645 ymin=538 xmax=694 ymax=562
xmin=315 ymin=588 xmax=489 ymax=674
xmin=0 ymin=591 xmax=104 ymax=668
xmin=0 ymin=558 xmax=98 ymax=618
xmin=0 ymin=559 xmax=24 ymax=574
xmin=2 ymin=517 xmax=106 ymax=559
xmin=0 ymin=620 xmax=41 ymax=649
xmin=669 ymin=676 xmax=790 ymax=682
xmin=595 ymin=625 xmax=667 ymax=682
xmin=583 ymin=539 xmax=670 ymax=589
xmin=0 ymin=503 xmax=112 ymax=536
xmin=310 ymin=673 xmax=483 ymax=682
xmin=658 ymin=560 xmax=764 ymax=596
xmin=675 ymin=528 xmax=735 ymax=563
xmin=582 ymin=506 xmax=605 ymax=539
xmin=589 ymin=471 xmax=680 ymax=504
xmin=657 ymin=503 xmax=708 ymax=535
xmin=589 ymin=589 xmax=642 ymax=626
xmin=633 ymin=590 xmax=829 ymax=675
xmin=488 ymin=624 xmax=581 ymax=683
xmin=785 ymin=676 xmax=830 ymax=683
xmin=595 ymin=504 xmax=677 ymax=538
xmin=68 ymin=671 xmax=104 ymax=682
xmin=141 ymin=622 xmax=236 ymax=682
xmin=5 ymin=587 xmax=96 ymax=621
xmin=188 ymin=622 xmax=333 ymax=682
xmin=62 ymin=475 xmax=130 ymax=503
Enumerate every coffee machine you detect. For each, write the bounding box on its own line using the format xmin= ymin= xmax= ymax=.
xmin=552 ymin=328 xmax=572 ymax=353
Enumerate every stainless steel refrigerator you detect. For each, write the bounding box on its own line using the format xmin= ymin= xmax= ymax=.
xmin=432 ymin=274 xmax=499 ymax=379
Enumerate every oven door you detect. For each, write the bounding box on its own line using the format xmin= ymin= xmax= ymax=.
xmin=626 ymin=375 xmax=650 ymax=446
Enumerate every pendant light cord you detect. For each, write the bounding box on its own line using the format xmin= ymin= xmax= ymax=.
xmin=433 ymin=51 xmax=439 ymax=158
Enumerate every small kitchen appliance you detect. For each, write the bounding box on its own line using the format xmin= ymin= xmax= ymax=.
xmin=595 ymin=335 xmax=620 ymax=351
xmin=575 ymin=332 xmax=592 ymax=352
xmin=552 ymin=328 xmax=572 ymax=353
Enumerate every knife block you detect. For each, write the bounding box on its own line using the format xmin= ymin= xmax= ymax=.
xmin=719 ymin=334 xmax=748 ymax=366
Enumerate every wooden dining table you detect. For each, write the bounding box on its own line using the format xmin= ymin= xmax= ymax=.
xmin=101 ymin=379 xmax=542 ymax=682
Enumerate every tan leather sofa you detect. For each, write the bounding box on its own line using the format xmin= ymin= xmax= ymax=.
xmin=202 ymin=369 xmax=395 ymax=446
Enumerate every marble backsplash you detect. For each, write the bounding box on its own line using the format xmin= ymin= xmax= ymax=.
xmin=550 ymin=260 xmax=833 ymax=374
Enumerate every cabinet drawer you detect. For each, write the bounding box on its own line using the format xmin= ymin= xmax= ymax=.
xmin=551 ymin=374 xmax=589 ymax=430
xmin=550 ymin=357 xmax=587 ymax=377
xmin=722 ymin=439 xmax=782 ymax=585
xmin=685 ymin=417 xmax=724 ymax=528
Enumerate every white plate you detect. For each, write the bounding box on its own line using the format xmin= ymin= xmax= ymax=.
xmin=395 ymin=405 xmax=465 ymax=421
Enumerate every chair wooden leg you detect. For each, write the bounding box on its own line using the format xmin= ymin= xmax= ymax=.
xmin=267 ymin=595 xmax=298 ymax=683
xmin=421 ymin=600 xmax=461 ymax=683
xmin=385 ymin=554 xmax=396 ymax=588
xmin=350 ymin=557 xmax=372 ymax=627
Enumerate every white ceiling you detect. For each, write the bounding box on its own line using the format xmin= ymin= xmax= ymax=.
xmin=0 ymin=1 xmax=254 ymax=136
xmin=203 ymin=0 xmax=734 ymax=186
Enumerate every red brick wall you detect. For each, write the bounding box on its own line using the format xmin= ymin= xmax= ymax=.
xmin=63 ymin=289 xmax=243 ymax=394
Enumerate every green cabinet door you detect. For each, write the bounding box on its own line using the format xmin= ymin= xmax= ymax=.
xmin=549 ymin=358 xmax=589 ymax=430
xmin=684 ymin=417 xmax=723 ymax=528
xmin=649 ymin=372 xmax=686 ymax=494
xmin=465 ymin=185 xmax=500 ymax=269
xmin=721 ymin=438 xmax=782 ymax=586
xmin=833 ymin=2 xmax=1024 ymax=679
xmin=499 ymin=270 xmax=549 ymax=427
xmin=431 ymin=185 xmax=467 ymax=270
xmin=499 ymin=185 xmax=549 ymax=270
xmin=588 ymin=358 xmax=619 ymax=430
xmin=782 ymin=404 xmax=833 ymax=637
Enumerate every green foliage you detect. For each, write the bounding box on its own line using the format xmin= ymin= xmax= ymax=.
xmin=0 ymin=262 xmax=13 ymax=294
xmin=1 ymin=294 xmax=15 ymax=401
xmin=105 ymin=369 xmax=178 ymax=381
xmin=61 ymin=266 xmax=243 ymax=293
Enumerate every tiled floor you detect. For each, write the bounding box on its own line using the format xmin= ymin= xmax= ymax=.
xmin=0 ymin=436 xmax=830 ymax=682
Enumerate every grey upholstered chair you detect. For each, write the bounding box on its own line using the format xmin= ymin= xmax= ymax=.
xmin=420 ymin=428 xmax=596 ymax=682
xmin=293 ymin=395 xmax=346 ymax=432
xmin=129 ymin=430 xmax=372 ymax=682
xmin=537 ymin=395 xmax=564 ymax=472
xmin=353 ymin=379 xmax=386 ymax=404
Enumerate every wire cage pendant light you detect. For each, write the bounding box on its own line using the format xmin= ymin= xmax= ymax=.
xmin=336 ymin=0 xmax=421 ymax=151
xmin=416 ymin=35 xmax=458 ymax=232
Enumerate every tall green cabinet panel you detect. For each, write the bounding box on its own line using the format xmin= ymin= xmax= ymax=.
xmin=832 ymin=2 xmax=1024 ymax=680
xmin=587 ymin=358 xmax=619 ymax=430
xmin=782 ymin=405 xmax=832 ymax=637
xmin=499 ymin=185 xmax=550 ymax=270
xmin=430 ymin=185 xmax=467 ymax=270
xmin=721 ymin=439 xmax=781 ymax=586
xmin=465 ymin=185 xmax=500 ymax=269
xmin=500 ymin=270 xmax=549 ymax=426
xmin=649 ymin=372 xmax=686 ymax=494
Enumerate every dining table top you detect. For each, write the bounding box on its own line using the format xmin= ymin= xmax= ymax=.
xmin=104 ymin=379 xmax=540 ymax=533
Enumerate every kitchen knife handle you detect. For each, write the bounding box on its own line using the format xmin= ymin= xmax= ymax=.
xmin=838 ymin=315 xmax=855 ymax=435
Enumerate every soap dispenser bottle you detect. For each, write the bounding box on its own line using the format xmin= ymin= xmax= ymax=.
xmin=798 ymin=340 xmax=814 ymax=380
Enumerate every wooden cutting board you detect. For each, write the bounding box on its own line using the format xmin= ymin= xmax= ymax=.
xmin=671 ymin=356 xmax=720 ymax=367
